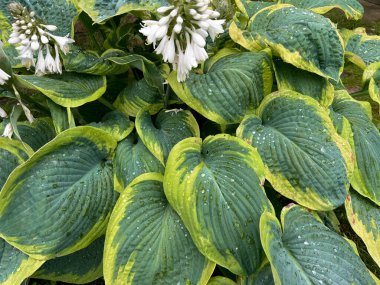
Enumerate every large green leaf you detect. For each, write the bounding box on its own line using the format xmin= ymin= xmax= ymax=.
xmin=260 ymin=205 xmax=376 ymax=285
xmin=274 ymin=59 xmax=334 ymax=107
xmin=164 ymin=134 xmax=274 ymax=276
xmin=104 ymin=173 xmax=215 ymax=285
xmin=114 ymin=79 xmax=163 ymax=117
xmin=0 ymin=126 xmax=118 ymax=259
xmin=330 ymin=90 xmax=380 ymax=205
xmin=346 ymin=191 xmax=380 ymax=268
xmin=33 ymin=237 xmax=104 ymax=284
xmin=16 ymin=118 xmax=56 ymax=151
xmin=168 ymin=51 xmax=273 ymax=124
xmin=234 ymin=5 xmax=344 ymax=81
xmin=0 ymin=138 xmax=32 ymax=190
xmin=113 ymin=133 xmax=164 ymax=193
xmin=88 ymin=110 xmax=134 ymax=142
xmin=75 ymin=0 xmax=169 ymax=23
xmin=0 ymin=138 xmax=41 ymax=285
xmin=0 ymin=239 xmax=44 ymax=285
xmin=15 ymin=73 xmax=106 ymax=108
xmin=237 ymin=91 xmax=352 ymax=210
xmin=136 ymin=109 xmax=200 ymax=165
xmin=278 ymin=0 xmax=364 ymax=20
xmin=343 ymin=30 xmax=380 ymax=70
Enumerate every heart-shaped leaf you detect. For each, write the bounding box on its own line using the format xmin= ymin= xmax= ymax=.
xmin=136 ymin=109 xmax=200 ymax=165
xmin=104 ymin=173 xmax=215 ymax=284
xmin=0 ymin=126 xmax=118 ymax=259
xmin=234 ymin=5 xmax=344 ymax=80
xmin=168 ymin=51 xmax=273 ymax=124
xmin=164 ymin=134 xmax=274 ymax=275
xmin=237 ymin=90 xmax=352 ymax=210
xmin=260 ymin=205 xmax=376 ymax=284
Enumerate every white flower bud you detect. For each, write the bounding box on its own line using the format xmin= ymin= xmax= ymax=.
xmin=41 ymin=24 xmax=58 ymax=31
xmin=174 ymin=24 xmax=182 ymax=33
xmin=170 ymin=8 xmax=178 ymax=17
xmin=41 ymin=35 xmax=49 ymax=44
xmin=30 ymin=11 xmax=35 ymax=17
xmin=19 ymin=33 xmax=26 ymax=40
xmin=2 ymin=123 xmax=13 ymax=139
xmin=158 ymin=15 xmax=171 ymax=26
xmin=0 ymin=107 xmax=7 ymax=118
xmin=8 ymin=37 xmax=21 ymax=44
xmin=27 ymin=23 xmax=33 ymax=27
xmin=35 ymin=48 xmax=46 ymax=76
xmin=157 ymin=5 xmax=174 ymax=14
xmin=176 ymin=16 xmax=183 ymax=24
xmin=31 ymin=40 xmax=40 ymax=50
xmin=31 ymin=34 xmax=38 ymax=41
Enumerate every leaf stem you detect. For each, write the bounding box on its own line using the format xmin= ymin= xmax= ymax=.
xmin=98 ymin=97 xmax=115 ymax=110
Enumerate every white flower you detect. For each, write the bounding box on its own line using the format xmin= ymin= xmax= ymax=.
xmin=54 ymin=44 xmax=62 ymax=74
xmin=47 ymin=33 xmax=75 ymax=55
xmin=0 ymin=107 xmax=7 ymax=118
xmin=44 ymin=46 xmax=57 ymax=73
xmin=2 ymin=123 xmax=13 ymax=139
xmin=139 ymin=0 xmax=225 ymax=82
xmin=35 ymin=48 xmax=46 ymax=76
xmin=18 ymin=46 xmax=35 ymax=69
xmin=8 ymin=4 xmax=74 ymax=75
xmin=0 ymin=69 xmax=11 ymax=85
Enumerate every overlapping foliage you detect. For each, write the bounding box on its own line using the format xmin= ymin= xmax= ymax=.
xmin=1 ymin=0 xmax=380 ymax=284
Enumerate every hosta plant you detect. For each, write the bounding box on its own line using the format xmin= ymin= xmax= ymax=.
xmin=0 ymin=0 xmax=380 ymax=284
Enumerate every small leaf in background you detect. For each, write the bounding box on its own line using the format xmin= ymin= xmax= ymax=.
xmin=278 ymin=0 xmax=364 ymax=20
xmin=343 ymin=29 xmax=380 ymax=70
xmin=15 ymin=118 xmax=56 ymax=151
xmin=88 ymin=110 xmax=134 ymax=142
xmin=236 ymin=259 xmax=274 ymax=285
xmin=32 ymin=237 xmax=104 ymax=284
xmin=164 ymin=135 xmax=274 ymax=276
xmin=0 ymin=127 xmax=118 ymax=260
xmin=62 ymin=48 xmax=131 ymax=76
xmin=345 ymin=191 xmax=380 ymax=268
xmin=0 ymin=238 xmax=44 ymax=285
xmin=76 ymin=0 xmax=169 ymax=24
xmin=104 ymin=173 xmax=215 ymax=285
xmin=330 ymin=90 xmax=380 ymax=205
xmin=113 ymin=133 xmax=164 ymax=193
xmin=260 ymin=205 xmax=376 ymax=284
xmin=274 ymin=59 xmax=334 ymax=107
xmin=114 ymin=78 xmax=163 ymax=117
xmin=0 ymin=137 xmax=32 ymax=189
xmin=136 ymin=109 xmax=200 ymax=165
xmin=237 ymin=90 xmax=352 ymax=210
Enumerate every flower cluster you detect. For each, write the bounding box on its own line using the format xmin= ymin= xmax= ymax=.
xmin=7 ymin=2 xmax=74 ymax=76
xmin=139 ymin=0 xmax=225 ymax=82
